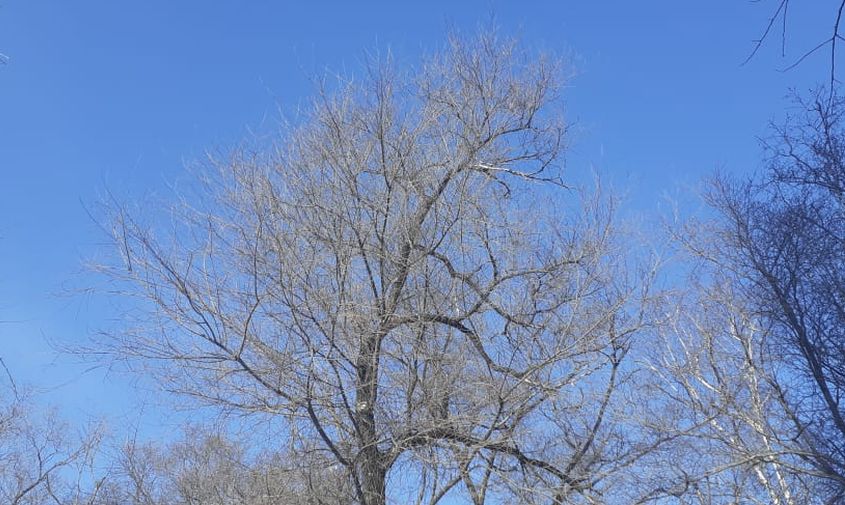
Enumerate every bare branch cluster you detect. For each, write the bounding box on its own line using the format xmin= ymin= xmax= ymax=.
xmin=0 ymin=370 xmax=102 ymax=505
xmin=77 ymin=428 xmax=352 ymax=505
xmin=747 ymin=0 xmax=845 ymax=94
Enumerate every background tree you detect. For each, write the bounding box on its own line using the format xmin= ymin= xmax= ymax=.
xmin=706 ymin=89 xmax=845 ymax=502
xmin=0 ymin=362 xmax=102 ymax=505
xmin=85 ymin=427 xmax=351 ymax=505
xmin=91 ymin=31 xmax=659 ymax=505
xmin=640 ymin=266 xmax=824 ymax=504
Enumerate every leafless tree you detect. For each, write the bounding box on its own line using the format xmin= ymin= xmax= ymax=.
xmin=636 ymin=266 xmax=826 ymax=504
xmin=90 ymin=31 xmax=660 ymax=505
xmin=704 ymin=89 xmax=845 ymax=502
xmin=83 ymin=427 xmax=351 ymax=505
xmin=0 ymin=362 xmax=103 ymax=505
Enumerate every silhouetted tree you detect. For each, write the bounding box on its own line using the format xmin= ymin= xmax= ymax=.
xmin=707 ymin=90 xmax=845 ymax=502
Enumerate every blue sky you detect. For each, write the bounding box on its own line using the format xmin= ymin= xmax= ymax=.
xmin=0 ymin=1 xmax=834 ymax=432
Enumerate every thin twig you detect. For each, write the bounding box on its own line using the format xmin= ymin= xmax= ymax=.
xmin=0 ymin=357 xmax=19 ymax=400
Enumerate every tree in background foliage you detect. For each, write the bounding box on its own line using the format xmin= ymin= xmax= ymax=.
xmin=706 ymin=90 xmax=845 ymax=502
xmin=0 ymin=365 xmax=102 ymax=505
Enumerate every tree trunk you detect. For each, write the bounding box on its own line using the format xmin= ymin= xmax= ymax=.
xmin=360 ymin=452 xmax=387 ymax=505
xmin=356 ymin=333 xmax=387 ymax=505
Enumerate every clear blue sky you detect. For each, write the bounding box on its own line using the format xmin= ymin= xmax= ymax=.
xmin=0 ymin=1 xmax=834 ymax=431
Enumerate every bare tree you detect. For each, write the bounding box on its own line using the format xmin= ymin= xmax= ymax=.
xmin=639 ymin=268 xmax=825 ymax=504
xmin=0 ymin=363 xmax=102 ymax=505
xmin=91 ymin=31 xmax=659 ymax=504
xmin=85 ymin=427 xmax=351 ymax=505
xmin=705 ymin=89 xmax=845 ymax=502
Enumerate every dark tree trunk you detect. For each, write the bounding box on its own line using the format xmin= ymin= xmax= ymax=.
xmin=356 ymin=333 xmax=387 ymax=505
